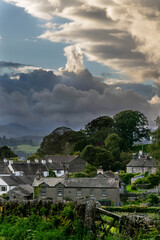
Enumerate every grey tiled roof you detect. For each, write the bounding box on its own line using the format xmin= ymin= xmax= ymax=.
xmin=33 ymin=177 xmax=119 ymax=188
xmin=103 ymin=171 xmax=115 ymax=178
xmin=0 ymin=175 xmax=35 ymax=186
xmin=0 ymin=162 xmax=10 ymax=174
xmin=127 ymin=158 xmax=160 ymax=167
xmin=11 ymin=162 xmax=48 ymax=175
xmin=47 ymin=162 xmax=64 ymax=170
xmin=44 ymin=155 xmax=78 ymax=163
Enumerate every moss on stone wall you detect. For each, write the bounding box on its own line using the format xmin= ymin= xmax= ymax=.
xmin=33 ymin=186 xmax=41 ymax=199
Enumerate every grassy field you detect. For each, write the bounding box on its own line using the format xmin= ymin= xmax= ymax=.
xmin=15 ymin=145 xmax=39 ymax=154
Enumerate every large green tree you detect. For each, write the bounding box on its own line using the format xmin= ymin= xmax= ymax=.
xmin=37 ymin=127 xmax=85 ymax=157
xmin=149 ymin=116 xmax=160 ymax=161
xmin=81 ymin=144 xmax=114 ymax=171
xmin=85 ymin=116 xmax=114 ymax=136
xmin=0 ymin=146 xmax=17 ymax=160
xmin=113 ymin=110 xmax=149 ymax=149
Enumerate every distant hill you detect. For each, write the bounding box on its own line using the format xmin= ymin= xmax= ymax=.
xmin=0 ymin=123 xmax=47 ymax=138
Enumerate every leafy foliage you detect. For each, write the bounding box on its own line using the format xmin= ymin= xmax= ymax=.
xmin=37 ymin=127 xmax=85 ymax=157
xmin=146 ymin=194 xmax=159 ymax=205
xmin=113 ymin=110 xmax=149 ymax=149
xmin=85 ymin=115 xmax=114 ymax=136
xmin=81 ymin=145 xmax=114 ymax=170
xmin=149 ymin=117 xmax=160 ymax=161
xmin=119 ymin=172 xmax=136 ymax=184
xmin=0 ymin=146 xmax=17 ymax=160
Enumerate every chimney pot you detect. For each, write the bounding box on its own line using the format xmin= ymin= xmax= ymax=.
xmin=97 ymin=166 xmax=103 ymax=175
xmin=41 ymin=159 xmax=46 ymax=165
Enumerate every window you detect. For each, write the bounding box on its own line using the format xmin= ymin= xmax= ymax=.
xmin=132 ymin=168 xmax=136 ymax=173
xmin=76 ymin=188 xmax=82 ymax=196
xmin=1 ymin=186 xmax=7 ymax=192
xmin=89 ymin=189 xmax=94 ymax=197
xmin=41 ymin=186 xmax=46 ymax=196
xmin=57 ymin=187 xmax=63 ymax=197
xmin=57 ymin=170 xmax=61 ymax=174
xmin=101 ymin=189 xmax=107 ymax=197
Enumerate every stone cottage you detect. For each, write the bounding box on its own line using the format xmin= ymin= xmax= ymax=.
xmin=127 ymin=153 xmax=160 ymax=174
xmin=44 ymin=155 xmax=87 ymax=176
xmin=33 ymin=174 xmax=120 ymax=206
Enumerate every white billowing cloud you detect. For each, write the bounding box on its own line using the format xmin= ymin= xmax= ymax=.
xmin=149 ymin=95 xmax=160 ymax=105
xmin=5 ymin=0 xmax=160 ymax=85
xmin=62 ymin=45 xmax=85 ymax=74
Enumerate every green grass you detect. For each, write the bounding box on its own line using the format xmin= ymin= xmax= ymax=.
xmin=15 ymin=145 xmax=39 ymax=154
xmin=126 ymin=185 xmax=145 ymax=193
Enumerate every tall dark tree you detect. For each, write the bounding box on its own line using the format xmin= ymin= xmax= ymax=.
xmin=37 ymin=127 xmax=85 ymax=157
xmin=85 ymin=116 xmax=114 ymax=136
xmin=113 ymin=110 xmax=149 ymax=149
xmin=149 ymin=116 xmax=160 ymax=161
xmin=0 ymin=146 xmax=17 ymax=160
xmin=81 ymin=144 xmax=114 ymax=171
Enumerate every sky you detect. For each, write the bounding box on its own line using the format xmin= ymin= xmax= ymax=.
xmin=1 ymin=0 xmax=160 ymax=132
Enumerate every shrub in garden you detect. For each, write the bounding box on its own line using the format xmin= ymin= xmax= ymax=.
xmin=146 ymin=194 xmax=159 ymax=206
xmin=146 ymin=174 xmax=160 ymax=187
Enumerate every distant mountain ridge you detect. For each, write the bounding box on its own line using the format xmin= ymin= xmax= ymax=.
xmin=0 ymin=123 xmax=47 ymax=138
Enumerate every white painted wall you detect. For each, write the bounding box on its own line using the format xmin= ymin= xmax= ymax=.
xmin=53 ymin=170 xmax=64 ymax=177
xmin=0 ymin=178 xmax=16 ymax=195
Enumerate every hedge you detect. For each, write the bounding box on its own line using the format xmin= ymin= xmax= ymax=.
xmin=103 ymin=206 xmax=160 ymax=213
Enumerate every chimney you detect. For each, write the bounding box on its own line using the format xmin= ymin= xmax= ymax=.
xmin=3 ymin=158 xmax=8 ymax=163
xmin=36 ymin=170 xmax=41 ymax=180
xmin=145 ymin=154 xmax=150 ymax=160
xmin=115 ymin=172 xmax=119 ymax=180
xmin=48 ymin=159 xmax=52 ymax=163
xmin=41 ymin=160 xmax=46 ymax=165
xmin=133 ymin=153 xmax=137 ymax=160
xmin=65 ymin=173 xmax=69 ymax=180
xmin=34 ymin=158 xmax=39 ymax=163
xmin=138 ymin=150 xmax=143 ymax=158
xmin=9 ymin=160 xmax=13 ymax=165
xmin=97 ymin=166 xmax=103 ymax=175
xmin=27 ymin=159 xmax=30 ymax=164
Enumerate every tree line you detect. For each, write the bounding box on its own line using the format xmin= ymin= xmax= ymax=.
xmin=29 ymin=110 xmax=150 ymax=171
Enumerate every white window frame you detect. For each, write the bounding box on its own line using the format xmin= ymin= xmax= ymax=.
xmin=76 ymin=188 xmax=82 ymax=196
xmin=41 ymin=186 xmax=46 ymax=196
xmin=101 ymin=189 xmax=107 ymax=197
xmin=57 ymin=187 xmax=63 ymax=197
xmin=89 ymin=189 xmax=94 ymax=197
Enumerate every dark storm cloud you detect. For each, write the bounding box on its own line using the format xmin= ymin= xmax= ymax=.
xmin=0 ymin=61 xmax=156 ymax=130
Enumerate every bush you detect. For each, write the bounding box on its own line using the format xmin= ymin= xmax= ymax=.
xmin=146 ymin=194 xmax=159 ymax=206
xmin=146 ymin=174 xmax=160 ymax=187
xmin=119 ymin=172 xmax=136 ymax=184
xmin=131 ymin=185 xmax=137 ymax=190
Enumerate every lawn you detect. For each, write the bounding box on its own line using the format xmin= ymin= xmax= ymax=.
xmin=15 ymin=145 xmax=39 ymax=154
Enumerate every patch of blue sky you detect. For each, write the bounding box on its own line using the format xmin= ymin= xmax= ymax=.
xmin=0 ymin=1 xmax=67 ymax=69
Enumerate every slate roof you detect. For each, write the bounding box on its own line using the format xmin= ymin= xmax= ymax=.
xmin=11 ymin=162 xmax=48 ymax=175
xmin=44 ymin=155 xmax=78 ymax=163
xmin=0 ymin=175 xmax=35 ymax=186
xmin=104 ymin=171 xmax=115 ymax=178
xmin=0 ymin=162 xmax=10 ymax=175
xmin=127 ymin=158 xmax=160 ymax=167
xmin=47 ymin=162 xmax=64 ymax=170
xmin=33 ymin=177 xmax=119 ymax=188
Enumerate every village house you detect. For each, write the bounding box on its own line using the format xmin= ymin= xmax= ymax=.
xmin=8 ymin=160 xmax=49 ymax=177
xmin=0 ymin=175 xmax=34 ymax=195
xmin=126 ymin=152 xmax=160 ymax=174
xmin=6 ymin=184 xmax=33 ymax=201
xmin=33 ymin=173 xmax=120 ymax=206
xmin=44 ymin=155 xmax=87 ymax=176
